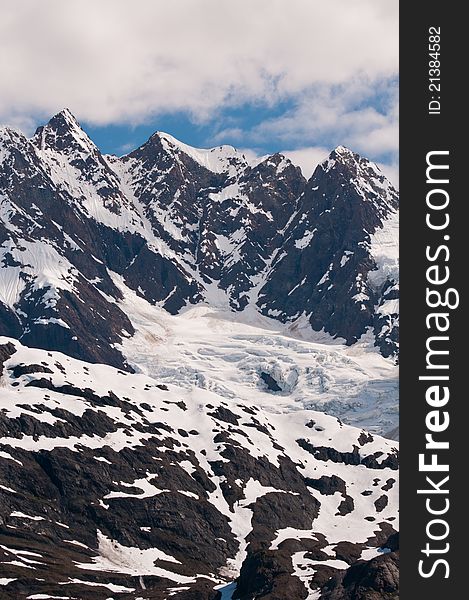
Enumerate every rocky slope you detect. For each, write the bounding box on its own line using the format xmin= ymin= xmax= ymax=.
xmin=0 ymin=338 xmax=398 ymax=599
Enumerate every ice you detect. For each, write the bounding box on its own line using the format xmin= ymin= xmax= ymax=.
xmin=360 ymin=547 xmax=390 ymax=561
xmin=113 ymin=276 xmax=398 ymax=437
xmin=317 ymin=263 xmax=333 ymax=285
xmin=10 ymin=512 xmax=45 ymax=521
xmin=209 ymin=183 xmax=243 ymax=203
xmin=270 ymin=528 xmax=319 ymax=551
xmin=103 ymin=474 xmax=169 ymax=500
xmin=368 ymin=208 xmax=399 ymax=290
xmin=61 ymin=579 xmax=135 ymax=593
xmin=0 ymin=485 xmax=17 ymax=493
xmin=340 ymin=250 xmax=353 ymax=267
xmin=77 ymin=531 xmax=191 ymax=581
xmin=214 ymin=581 xmax=237 ymax=599
xmin=0 ymin=451 xmax=23 ymax=465
xmin=1 ymin=332 xmax=399 ymax=591
xmin=377 ymin=298 xmax=399 ymax=316
xmin=0 ymin=259 xmax=26 ymax=308
xmin=291 ymin=552 xmax=323 ymax=598
xmin=295 ymin=229 xmax=317 ymax=249
xmin=158 ymin=132 xmax=248 ymax=176
xmin=33 ymin=317 xmax=70 ymax=329
xmin=63 ymin=540 xmax=89 ymax=549
xmin=26 ymin=594 xmax=71 ymax=600
xmin=0 ymin=239 xmax=78 ymax=310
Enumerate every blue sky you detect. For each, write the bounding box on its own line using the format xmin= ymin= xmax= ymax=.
xmin=80 ymin=75 xmax=398 ymax=184
xmin=83 ymin=99 xmax=297 ymax=157
xmin=0 ymin=1 xmax=398 ymax=183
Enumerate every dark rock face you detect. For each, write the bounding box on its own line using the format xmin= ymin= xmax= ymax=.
xmin=297 ymin=439 xmax=399 ymax=471
xmin=0 ymin=122 xmax=137 ymax=369
xmin=233 ymin=549 xmax=309 ymax=600
xmin=0 ymin=302 xmax=22 ymax=339
xmin=322 ymin=551 xmax=399 ymax=600
xmin=334 ymin=541 xmax=367 ymax=565
xmin=1 ymin=112 xmax=398 ymax=368
xmin=0 ymin=340 xmax=16 ymax=375
xmin=0 ymin=338 xmax=399 ymax=599
xmin=305 ymin=474 xmax=347 ymax=496
xmin=373 ymin=281 xmax=399 ymax=360
xmin=257 ymin=147 xmax=399 ymax=354
xmin=260 ymin=372 xmax=282 ymax=392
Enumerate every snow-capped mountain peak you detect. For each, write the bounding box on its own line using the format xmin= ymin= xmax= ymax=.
xmin=153 ymin=130 xmax=249 ymax=176
xmin=319 ymin=146 xmax=398 ymax=213
xmin=0 ymin=125 xmax=24 ymax=144
xmin=1 ymin=111 xmax=399 ymax=371
xmin=33 ymin=108 xmax=97 ymax=157
xmin=0 ymin=126 xmax=31 ymax=164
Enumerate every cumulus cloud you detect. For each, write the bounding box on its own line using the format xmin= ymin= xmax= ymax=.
xmin=0 ymin=0 xmax=398 ymax=128
xmin=376 ymin=161 xmax=399 ymax=188
xmin=213 ymin=78 xmax=398 ymax=162
xmin=0 ymin=0 xmax=398 ymax=182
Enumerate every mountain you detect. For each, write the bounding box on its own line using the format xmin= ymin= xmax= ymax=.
xmin=0 ymin=337 xmax=398 ymax=600
xmin=257 ymin=147 xmax=399 ymax=357
xmin=0 ymin=110 xmax=399 ymax=371
xmin=0 ymin=111 xmax=399 ymax=599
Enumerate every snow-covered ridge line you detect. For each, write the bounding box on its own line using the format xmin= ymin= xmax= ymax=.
xmin=155 ymin=131 xmax=250 ymax=175
xmin=0 ymin=108 xmax=399 ymax=374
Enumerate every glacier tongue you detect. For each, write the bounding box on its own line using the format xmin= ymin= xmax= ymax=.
xmin=112 ymin=273 xmax=398 ymax=438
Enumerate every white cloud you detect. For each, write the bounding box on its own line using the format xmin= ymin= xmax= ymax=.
xmin=0 ymin=0 xmax=398 ymax=127
xmin=116 ymin=142 xmax=138 ymax=156
xmin=282 ymin=147 xmax=330 ymax=179
xmin=216 ymin=79 xmax=398 ymax=160
xmin=376 ymin=161 xmax=399 ymax=189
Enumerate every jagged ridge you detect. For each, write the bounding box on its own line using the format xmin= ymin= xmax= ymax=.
xmin=0 ymin=110 xmax=398 ymax=369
